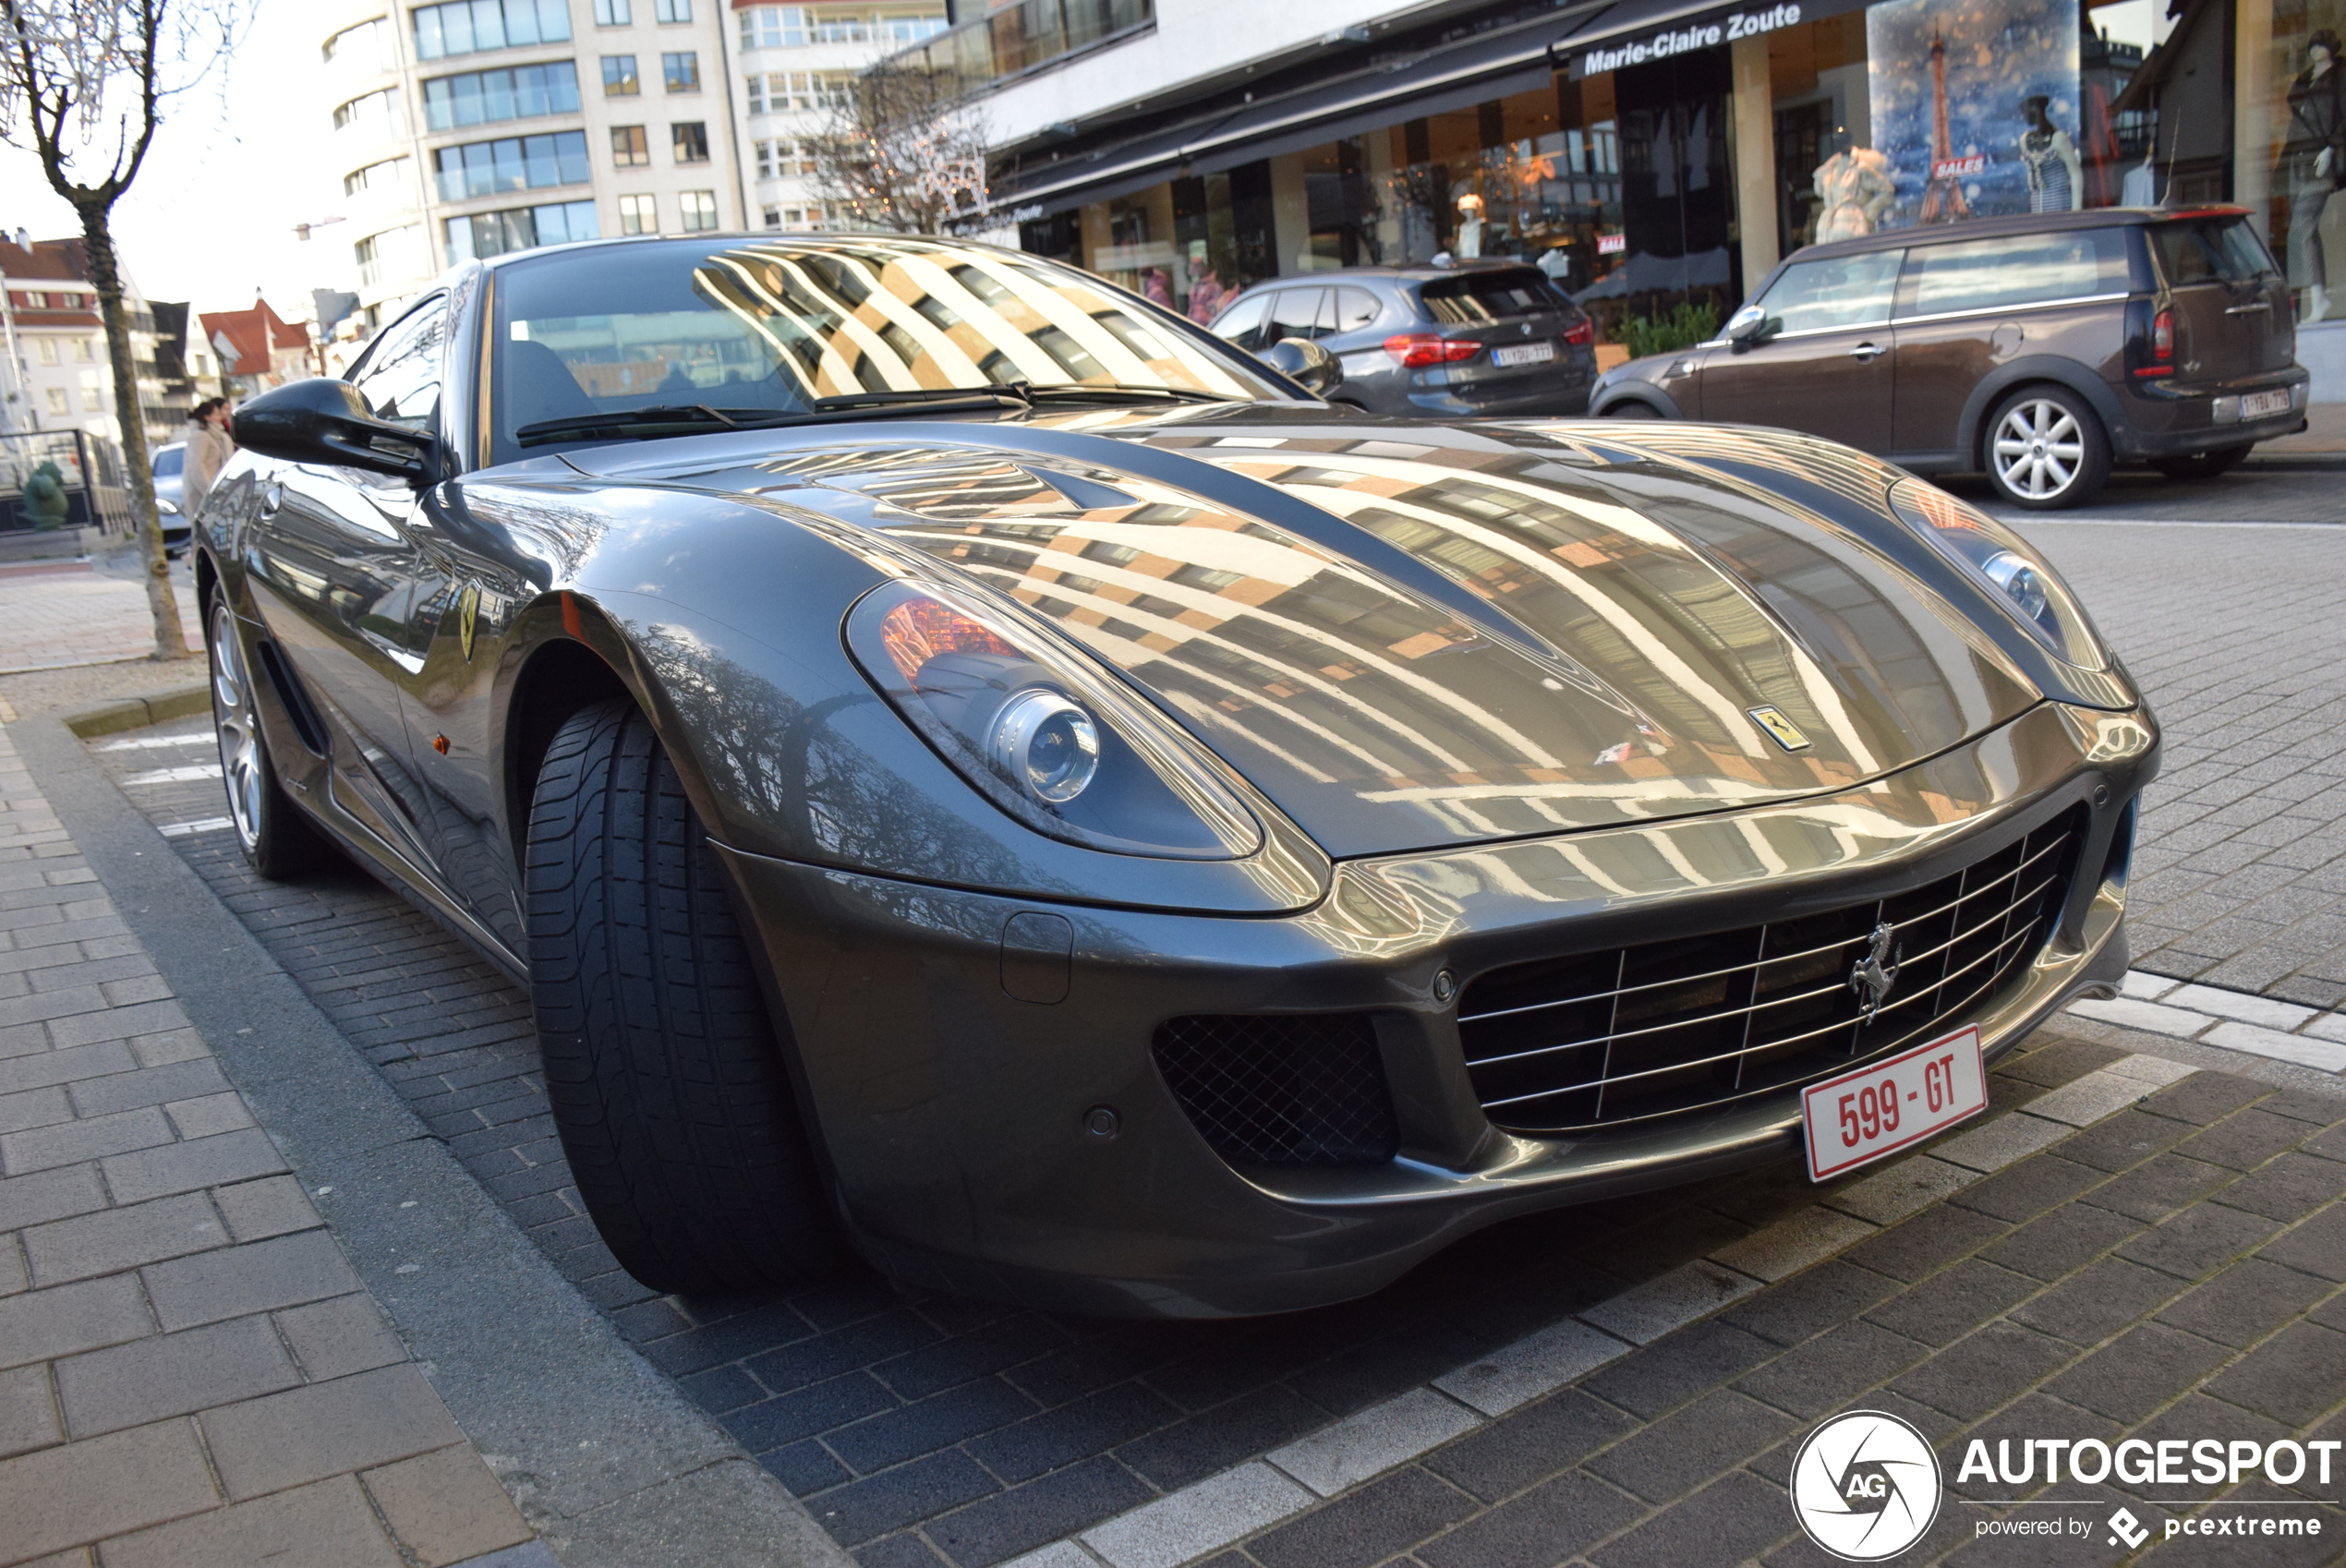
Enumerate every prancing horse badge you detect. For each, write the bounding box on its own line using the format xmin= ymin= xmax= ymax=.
xmin=1747 ymin=706 xmax=1811 ymax=753
xmin=458 ymin=582 xmax=481 ymax=661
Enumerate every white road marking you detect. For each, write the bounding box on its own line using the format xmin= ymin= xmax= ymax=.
xmin=97 ymin=730 xmax=212 ymax=751
xmin=121 ymin=764 xmax=223 ymax=786
xmin=157 ymin=817 xmax=234 ymax=838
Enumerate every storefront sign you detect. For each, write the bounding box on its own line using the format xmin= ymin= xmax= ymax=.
xmin=1930 ymin=154 xmax=1988 ymax=179
xmin=1596 ymin=232 xmax=1626 ymax=255
xmin=1574 ymin=2 xmax=1802 ymax=77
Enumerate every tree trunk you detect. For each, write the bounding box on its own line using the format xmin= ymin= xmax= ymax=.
xmin=77 ymin=206 xmax=187 ymax=660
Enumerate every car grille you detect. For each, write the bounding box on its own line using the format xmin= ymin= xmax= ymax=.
xmin=1457 ymin=807 xmax=2088 ymax=1134
xmin=1153 ymin=1013 xmax=1399 ymax=1166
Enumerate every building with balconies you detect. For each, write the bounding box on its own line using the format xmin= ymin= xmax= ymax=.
xmin=321 ymin=0 xmax=752 ymax=329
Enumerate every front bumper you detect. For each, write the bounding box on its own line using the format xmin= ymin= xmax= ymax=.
xmin=723 ymin=701 xmax=2156 ymax=1318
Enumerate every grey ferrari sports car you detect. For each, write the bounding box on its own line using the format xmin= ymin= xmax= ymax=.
xmin=202 ymin=233 xmax=2153 ymax=1318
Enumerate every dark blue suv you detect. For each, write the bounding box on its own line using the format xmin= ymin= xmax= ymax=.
xmin=1207 ymin=263 xmax=1597 ymax=418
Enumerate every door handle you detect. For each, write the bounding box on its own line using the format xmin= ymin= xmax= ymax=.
xmin=1849 ymin=343 xmax=1887 ymax=362
xmin=260 ymin=482 xmax=284 ymax=519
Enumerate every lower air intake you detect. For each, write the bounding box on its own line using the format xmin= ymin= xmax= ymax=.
xmin=1152 ymin=1013 xmax=1399 ymax=1166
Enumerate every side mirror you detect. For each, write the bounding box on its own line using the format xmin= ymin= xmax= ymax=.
xmin=1259 ymin=337 xmax=1345 ymax=398
xmin=232 ymin=378 xmax=440 ymax=485
xmin=1724 ymin=304 xmax=1770 ymax=350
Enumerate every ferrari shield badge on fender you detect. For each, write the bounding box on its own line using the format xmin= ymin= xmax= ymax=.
xmin=1748 ymin=706 xmax=1811 ymax=752
xmin=458 ymin=582 xmax=480 ymax=661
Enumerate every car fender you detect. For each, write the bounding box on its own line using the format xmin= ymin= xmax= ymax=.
xmin=1954 ymin=356 xmax=2129 ymax=465
xmin=1589 ymin=379 xmax=1686 ymax=419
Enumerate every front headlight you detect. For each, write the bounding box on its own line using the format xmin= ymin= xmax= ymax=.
xmin=1887 ymin=479 xmax=2107 ymax=670
xmin=847 ymin=580 xmax=1263 ymax=860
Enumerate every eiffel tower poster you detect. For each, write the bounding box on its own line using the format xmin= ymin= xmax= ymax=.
xmin=1867 ymin=0 xmax=2080 ymax=222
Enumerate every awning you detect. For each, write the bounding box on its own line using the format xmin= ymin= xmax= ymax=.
xmin=995 ymin=0 xmax=1875 ymax=216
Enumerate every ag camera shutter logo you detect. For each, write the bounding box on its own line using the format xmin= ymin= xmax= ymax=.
xmin=1790 ymin=1411 xmax=1942 ymax=1560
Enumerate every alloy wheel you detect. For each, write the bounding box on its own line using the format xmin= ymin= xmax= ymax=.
xmin=1990 ymin=398 xmax=2086 ymax=501
xmin=208 ymin=600 xmax=265 ymax=853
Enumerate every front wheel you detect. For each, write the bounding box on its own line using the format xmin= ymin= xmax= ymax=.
xmin=2153 ymin=444 xmax=2251 ymax=481
xmin=1602 ymin=400 xmax=1661 ymax=419
xmin=206 ymin=597 xmax=330 ymax=879
xmin=526 ymin=698 xmax=845 ymax=1294
xmin=1983 ymin=386 xmax=2110 ymax=510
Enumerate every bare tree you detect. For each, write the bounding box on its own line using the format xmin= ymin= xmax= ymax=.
xmin=809 ymin=62 xmax=989 ymax=235
xmin=0 ymin=0 xmax=248 ymax=659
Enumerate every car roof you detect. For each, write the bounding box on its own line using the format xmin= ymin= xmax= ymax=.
xmin=1786 ymin=205 xmax=2247 ymax=264
xmin=1229 ymin=262 xmax=1547 ymax=290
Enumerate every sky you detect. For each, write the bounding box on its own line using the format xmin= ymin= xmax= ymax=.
xmin=0 ymin=1 xmax=351 ymax=320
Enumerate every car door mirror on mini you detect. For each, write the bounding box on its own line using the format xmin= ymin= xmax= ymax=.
xmin=1724 ymin=303 xmax=1771 ymax=351
xmin=1258 ymin=338 xmax=1345 ymax=398
xmin=232 ymin=378 xmax=441 ymax=487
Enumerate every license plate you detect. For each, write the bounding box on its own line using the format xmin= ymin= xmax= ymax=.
xmin=1492 ymin=342 xmax=1555 ymax=368
xmin=2242 ymin=388 xmax=2292 ymax=418
xmin=1801 ymin=1025 xmax=1986 ymax=1181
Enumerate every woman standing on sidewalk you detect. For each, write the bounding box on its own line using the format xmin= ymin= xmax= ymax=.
xmin=181 ymin=397 xmax=233 ymax=517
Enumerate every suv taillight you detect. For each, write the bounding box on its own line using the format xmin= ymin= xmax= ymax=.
xmin=1384 ymin=333 xmax=1480 ymax=368
xmin=1563 ymin=317 xmax=1594 ymax=346
xmin=2132 ymin=304 xmax=2175 ymax=379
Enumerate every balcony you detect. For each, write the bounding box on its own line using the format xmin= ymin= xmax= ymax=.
xmin=877 ymin=0 xmax=1151 ymax=101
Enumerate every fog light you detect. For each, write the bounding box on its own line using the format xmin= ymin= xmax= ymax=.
xmin=2211 ymin=395 xmax=2241 ymax=424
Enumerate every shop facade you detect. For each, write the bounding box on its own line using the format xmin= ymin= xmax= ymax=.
xmin=989 ymin=0 xmax=2346 ymax=371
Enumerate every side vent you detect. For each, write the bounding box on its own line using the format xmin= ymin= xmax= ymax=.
xmin=1151 ymin=1013 xmax=1398 ymax=1167
xmin=254 ymin=640 xmax=328 ymax=756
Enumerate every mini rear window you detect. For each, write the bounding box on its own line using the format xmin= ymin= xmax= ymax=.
xmin=1419 ymin=270 xmax=1566 ymax=323
xmin=2152 ymin=217 xmax=2279 ymax=285
xmin=1897 ymin=229 xmax=2131 ymax=319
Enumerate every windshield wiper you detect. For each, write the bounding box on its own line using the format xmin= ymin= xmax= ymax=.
xmin=515 ymin=394 xmax=1027 ymax=448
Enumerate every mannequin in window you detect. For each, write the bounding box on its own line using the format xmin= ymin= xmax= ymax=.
xmin=2283 ymin=30 xmax=2345 ymax=320
xmin=1455 ymin=193 xmax=1485 ymax=259
xmin=2019 ymin=97 xmax=2081 ymax=213
xmin=1812 ymin=146 xmax=1893 ymax=242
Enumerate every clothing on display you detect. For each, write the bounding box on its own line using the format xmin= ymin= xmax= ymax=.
xmin=1813 ymin=147 xmax=1894 ymax=241
xmin=2020 ymin=96 xmax=2081 ymax=213
xmin=2282 ymin=32 xmax=2346 ymax=318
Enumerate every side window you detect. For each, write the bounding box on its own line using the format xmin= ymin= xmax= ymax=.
xmin=1267 ymin=287 xmax=1329 ymax=345
xmin=349 ymin=297 xmax=450 ymax=431
xmin=1900 ymin=232 xmax=2125 ymax=318
xmin=1333 ymin=287 xmax=1380 ymax=333
xmin=1209 ymin=293 xmax=1268 ymax=352
xmin=1757 ymin=251 xmax=1903 ymax=335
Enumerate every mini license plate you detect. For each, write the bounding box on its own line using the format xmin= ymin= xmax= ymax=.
xmin=1801 ymin=1025 xmax=1986 ymax=1181
xmin=2242 ymin=388 xmax=2292 ymax=418
xmin=1492 ymin=341 xmax=1556 ymax=368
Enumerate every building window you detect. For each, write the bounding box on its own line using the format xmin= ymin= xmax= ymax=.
xmin=35 ymin=338 xmax=56 ymax=365
xmin=743 ymin=7 xmax=912 ymax=44
xmin=655 ymin=0 xmax=691 ymax=19
xmin=880 ymin=13 xmax=949 ymax=44
xmin=618 ymin=193 xmax=657 ymax=234
xmin=433 ymin=129 xmax=592 ymax=200
xmin=44 ymin=387 xmax=66 ymax=416
xmin=594 ymin=0 xmax=632 ymax=21
xmin=740 ymin=6 xmax=796 ymax=48
xmin=74 ymin=338 xmax=92 ymax=361
xmin=761 ymin=203 xmax=781 ymax=227
xmin=333 ymin=88 xmax=400 ymax=137
xmin=322 ymin=17 xmax=394 ymax=68
xmin=611 ymin=125 xmax=648 ymax=165
xmin=744 ymin=71 xmax=848 ymax=115
xmin=679 ymin=190 xmax=719 ymax=230
xmin=443 ymin=198 xmax=599 ymax=261
xmin=355 ymin=224 xmax=426 ymax=288
xmin=671 ymin=121 xmax=708 ymax=163
xmin=422 ymin=62 xmax=581 ymax=129
xmin=344 ymin=156 xmax=412 ymax=198
xmin=412 ymin=0 xmax=571 ymax=60
xmin=81 ymin=386 xmax=101 ymax=411
xmin=755 ymin=138 xmax=816 ymax=179
xmin=600 ymin=54 xmax=638 ymax=94
xmin=661 ymin=51 xmax=698 ymax=91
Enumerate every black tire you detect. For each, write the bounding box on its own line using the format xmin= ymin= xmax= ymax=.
xmin=526 ymin=698 xmax=843 ymax=1294
xmin=205 ymin=596 xmax=332 ymax=880
xmin=1602 ymin=400 xmax=1661 ymax=419
xmin=1981 ymin=385 xmax=2110 ymax=510
xmin=2152 ymin=444 xmax=2251 ymax=481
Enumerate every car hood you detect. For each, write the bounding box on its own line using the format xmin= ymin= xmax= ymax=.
xmin=559 ymin=410 xmax=2041 ymax=859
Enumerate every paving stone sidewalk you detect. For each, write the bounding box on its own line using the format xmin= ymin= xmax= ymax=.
xmin=0 ymin=561 xmax=199 ymax=677
xmin=0 ymin=718 xmax=540 ymax=1568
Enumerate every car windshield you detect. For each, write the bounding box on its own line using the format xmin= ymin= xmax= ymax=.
xmin=488 ymin=235 xmax=1285 ymax=462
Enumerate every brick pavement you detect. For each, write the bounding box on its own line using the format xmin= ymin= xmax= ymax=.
xmin=0 ymin=560 xmax=198 ymax=677
xmin=2021 ymin=521 xmax=2346 ymax=1009
xmin=0 ymin=719 xmax=540 ymax=1568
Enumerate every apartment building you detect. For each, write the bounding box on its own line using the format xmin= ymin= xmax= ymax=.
xmin=725 ymin=0 xmax=950 ymax=233
xmin=321 ymin=0 xmax=751 ymax=327
xmin=0 ymin=235 xmax=179 ymax=451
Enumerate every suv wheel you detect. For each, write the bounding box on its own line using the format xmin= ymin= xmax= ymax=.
xmin=526 ymin=697 xmax=845 ymax=1294
xmin=1602 ymin=401 xmax=1660 ymax=419
xmin=1984 ymin=387 xmax=2110 ymax=510
xmin=2153 ymin=445 xmax=2251 ymax=481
